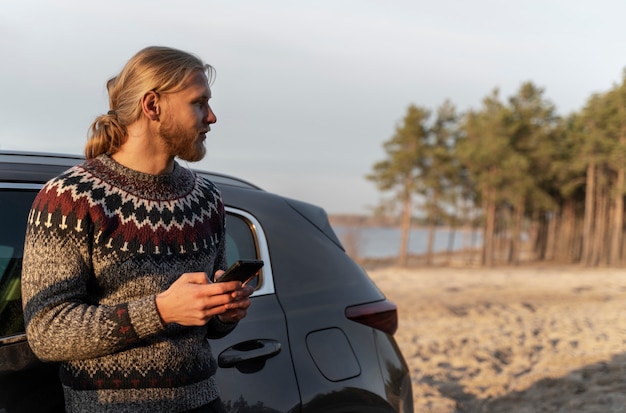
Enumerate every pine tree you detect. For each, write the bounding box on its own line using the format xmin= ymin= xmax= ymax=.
xmin=367 ymin=104 xmax=430 ymax=266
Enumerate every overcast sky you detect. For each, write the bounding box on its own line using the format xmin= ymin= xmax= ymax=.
xmin=2 ymin=0 xmax=625 ymax=214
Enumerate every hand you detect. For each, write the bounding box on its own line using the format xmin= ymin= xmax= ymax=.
xmin=155 ymin=272 xmax=246 ymax=326
xmin=217 ymin=289 xmax=254 ymax=324
xmin=213 ymin=269 xmax=254 ymax=324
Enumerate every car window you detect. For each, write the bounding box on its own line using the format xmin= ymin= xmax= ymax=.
xmin=0 ymin=190 xmax=38 ymax=339
xmin=225 ymin=213 xmax=263 ymax=289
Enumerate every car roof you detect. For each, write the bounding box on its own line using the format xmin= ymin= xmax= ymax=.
xmin=0 ymin=150 xmax=345 ymax=278
xmin=0 ymin=150 xmax=261 ymax=190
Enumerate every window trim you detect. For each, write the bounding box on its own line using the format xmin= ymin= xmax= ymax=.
xmin=0 ymin=183 xmax=44 ymax=190
xmin=225 ymin=207 xmax=275 ymax=297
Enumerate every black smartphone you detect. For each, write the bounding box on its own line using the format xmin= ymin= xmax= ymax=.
xmin=216 ymin=259 xmax=264 ymax=285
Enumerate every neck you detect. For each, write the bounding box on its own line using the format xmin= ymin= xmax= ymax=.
xmin=112 ymin=122 xmax=175 ymax=175
xmin=111 ymin=150 xmax=175 ymax=175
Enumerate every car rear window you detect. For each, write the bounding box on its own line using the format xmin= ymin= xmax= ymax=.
xmin=0 ymin=190 xmax=38 ymax=339
xmin=225 ymin=214 xmax=263 ymax=289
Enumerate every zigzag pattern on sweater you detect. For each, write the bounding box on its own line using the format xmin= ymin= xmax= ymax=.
xmin=27 ymin=156 xmax=224 ymax=257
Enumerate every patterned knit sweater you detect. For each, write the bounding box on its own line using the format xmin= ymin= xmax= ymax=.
xmin=21 ymin=154 xmax=236 ymax=412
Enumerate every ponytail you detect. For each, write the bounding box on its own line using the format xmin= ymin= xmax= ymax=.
xmin=85 ymin=111 xmax=127 ymax=159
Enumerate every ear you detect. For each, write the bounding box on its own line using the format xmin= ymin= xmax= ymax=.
xmin=141 ymin=91 xmax=160 ymax=121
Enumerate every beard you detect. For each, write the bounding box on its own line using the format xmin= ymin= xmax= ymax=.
xmin=159 ymin=116 xmax=206 ymax=163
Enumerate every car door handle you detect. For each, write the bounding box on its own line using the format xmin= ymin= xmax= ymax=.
xmin=218 ymin=339 xmax=281 ymax=368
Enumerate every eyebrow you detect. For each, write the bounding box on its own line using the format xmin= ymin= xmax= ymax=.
xmin=189 ymin=90 xmax=211 ymax=101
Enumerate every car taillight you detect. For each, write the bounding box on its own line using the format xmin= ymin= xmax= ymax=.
xmin=345 ymin=299 xmax=398 ymax=335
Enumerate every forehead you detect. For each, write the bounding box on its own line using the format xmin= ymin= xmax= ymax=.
xmin=177 ymin=70 xmax=211 ymax=98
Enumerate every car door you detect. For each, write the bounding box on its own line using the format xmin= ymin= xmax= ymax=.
xmin=211 ymin=208 xmax=300 ymax=413
xmin=0 ymin=185 xmax=65 ymax=413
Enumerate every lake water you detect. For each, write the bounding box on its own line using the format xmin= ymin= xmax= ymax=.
xmin=332 ymin=226 xmax=483 ymax=259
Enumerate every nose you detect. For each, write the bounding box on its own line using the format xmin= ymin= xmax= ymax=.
xmin=207 ymin=107 xmax=217 ymax=125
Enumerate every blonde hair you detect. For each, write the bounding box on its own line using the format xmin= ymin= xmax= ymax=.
xmin=85 ymin=46 xmax=214 ymax=159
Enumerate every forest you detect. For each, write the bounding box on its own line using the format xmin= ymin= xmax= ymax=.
xmin=367 ymin=72 xmax=626 ymax=267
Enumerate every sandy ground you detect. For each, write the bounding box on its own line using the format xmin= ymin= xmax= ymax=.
xmin=366 ymin=266 xmax=626 ymax=413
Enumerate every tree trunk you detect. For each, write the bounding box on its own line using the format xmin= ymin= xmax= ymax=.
xmin=612 ymin=94 xmax=626 ymax=265
xmin=529 ymin=210 xmax=541 ymax=259
xmin=590 ymin=175 xmax=608 ymax=266
xmin=509 ymin=202 xmax=524 ymax=264
xmin=398 ymin=176 xmax=412 ymax=267
xmin=545 ymin=210 xmax=558 ymax=262
xmin=482 ymin=185 xmax=497 ymax=267
xmin=425 ymin=193 xmax=438 ymax=266
xmin=426 ymin=221 xmax=436 ymax=266
xmin=558 ymin=200 xmax=577 ymax=262
xmin=610 ymin=165 xmax=625 ymax=265
xmin=534 ymin=212 xmax=549 ymax=262
xmin=582 ymin=161 xmax=596 ymax=266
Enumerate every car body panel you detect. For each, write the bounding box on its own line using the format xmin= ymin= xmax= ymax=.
xmin=219 ymin=186 xmax=411 ymax=411
xmin=0 ymin=151 xmax=413 ymax=413
xmin=212 ymin=295 xmax=300 ymax=413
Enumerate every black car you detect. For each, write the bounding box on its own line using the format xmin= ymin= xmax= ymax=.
xmin=0 ymin=151 xmax=413 ymax=413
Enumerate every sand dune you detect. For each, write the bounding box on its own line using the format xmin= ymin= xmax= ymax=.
xmin=367 ymin=266 xmax=626 ymax=413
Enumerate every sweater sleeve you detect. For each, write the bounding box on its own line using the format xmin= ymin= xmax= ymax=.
xmin=21 ymin=186 xmax=164 ymax=362
xmin=206 ymin=315 xmax=237 ymax=339
xmin=205 ymin=188 xmax=239 ymax=339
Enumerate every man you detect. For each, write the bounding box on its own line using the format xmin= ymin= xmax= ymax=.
xmin=21 ymin=46 xmax=253 ymax=412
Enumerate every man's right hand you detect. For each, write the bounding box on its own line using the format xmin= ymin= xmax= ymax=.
xmin=155 ymin=272 xmax=242 ymax=326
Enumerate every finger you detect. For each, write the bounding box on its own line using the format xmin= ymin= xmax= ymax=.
xmin=219 ymin=308 xmax=247 ymax=323
xmin=196 ymin=284 xmax=244 ymax=307
xmin=213 ymin=280 xmax=242 ymax=293
xmin=198 ymin=281 xmax=241 ymax=298
xmin=181 ymin=272 xmax=210 ymax=284
xmin=231 ymin=285 xmax=254 ymax=299
xmin=224 ymin=297 xmax=251 ymax=311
